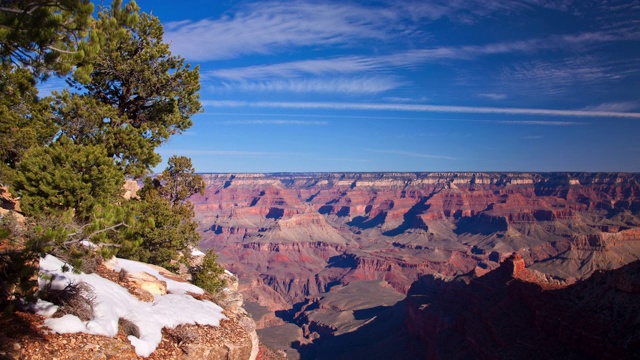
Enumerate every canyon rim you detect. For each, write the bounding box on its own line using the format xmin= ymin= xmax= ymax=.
xmin=191 ymin=172 xmax=640 ymax=358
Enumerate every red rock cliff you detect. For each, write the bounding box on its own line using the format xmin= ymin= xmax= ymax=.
xmin=190 ymin=172 xmax=640 ymax=311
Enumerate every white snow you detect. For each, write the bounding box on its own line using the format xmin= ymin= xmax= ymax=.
xmin=79 ymin=240 xmax=97 ymax=249
xmin=107 ymin=257 xmax=204 ymax=295
xmin=38 ymin=255 xmax=226 ymax=357
xmin=32 ymin=299 xmax=58 ymax=317
xmin=45 ymin=314 xmax=87 ymax=333
xmin=191 ymin=248 xmax=205 ymax=256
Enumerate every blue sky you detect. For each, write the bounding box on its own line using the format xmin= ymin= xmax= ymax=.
xmin=139 ymin=1 xmax=639 ymax=172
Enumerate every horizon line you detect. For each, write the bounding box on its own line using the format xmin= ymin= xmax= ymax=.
xmin=183 ymin=171 xmax=640 ymax=175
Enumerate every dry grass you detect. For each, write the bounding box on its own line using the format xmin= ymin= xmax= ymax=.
xmin=41 ymin=281 xmax=96 ymax=321
xmin=119 ymin=318 xmax=140 ymax=338
xmin=166 ymin=324 xmax=200 ymax=352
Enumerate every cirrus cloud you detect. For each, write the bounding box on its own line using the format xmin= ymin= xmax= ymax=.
xmin=202 ymin=100 xmax=640 ymax=119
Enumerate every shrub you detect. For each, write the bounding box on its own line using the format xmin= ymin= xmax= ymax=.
xmin=168 ymin=324 xmax=199 ymax=345
xmin=191 ymin=250 xmax=225 ymax=295
xmin=119 ymin=317 xmax=140 ymax=337
xmin=0 ymin=213 xmax=38 ymax=311
xmin=41 ymin=280 xmax=96 ymax=321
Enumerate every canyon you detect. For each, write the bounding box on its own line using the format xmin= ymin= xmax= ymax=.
xmin=192 ymin=172 xmax=640 ymax=357
xmin=405 ymin=254 xmax=640 ymax=359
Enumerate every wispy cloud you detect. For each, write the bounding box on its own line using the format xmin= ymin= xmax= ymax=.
xmin=488 ymin=120 xmax=581 ymax=126
xmin=478 ymin=93 xmax=508 ymax=100
xmin=221 ymin=120 xmax=328 ymax=126
xmin=366 ymin=149 xmax=456 ymax=160
xmin=166 ymin=0 xmax=639 ymax=62
xmin=382 ymin=30 xmax=640 ymax=66
xmin=164 ymin=0 xmax=532 ymax=61
xmin=165 ymin=2 xmax=397 ymax=61
xmin=204 ymin=43 xmax=520 ymax=82
xmin=383 ymin=96 xmax=431 ymax=103
xmin=581 ymin=101 xmax=639 ymax=112
xmin=499 ymin=56 xmax=640 ymax=95
xmin=203 ymin=30 xmax=639 ymax=94
xmin=210 ymin=77 xmax=402 ymax=94
xmin=157 ymin=149 xmax=298 ymax=157
xmin=202 ymin=112 xmax=583 ymax=125
xmin=207 ymin=57 xmax=380 ymax=80
xmin=585 ymin=1 xmax=640 ymax=32
xmin=201 ymin=100 xmax=640 ymax=118
xmin=387 ymin=0 xmax=531 ymax=23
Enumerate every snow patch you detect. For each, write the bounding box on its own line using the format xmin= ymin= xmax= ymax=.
xmin=108 ymin=257 xmax=203 ymax=294
xmin=79 ymin=240 xmax=97 ymax=249
xmin=191 ymin=248 xmax=205 ymax=256
xmin=45 ymin=314 xmax=87 ymax=333
xmin=39 ymin=255 xmax=226 ymax=357
xmin=32 ymin=299 xmax=58 ymax=317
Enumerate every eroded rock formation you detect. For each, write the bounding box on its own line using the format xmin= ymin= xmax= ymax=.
xmin=405 ymin=255 xmax=640 ymax=359
xmin=190 ymin=172 xmax=640 ymax=357
xmin=193 ymin=172 xmax=640 ymax=309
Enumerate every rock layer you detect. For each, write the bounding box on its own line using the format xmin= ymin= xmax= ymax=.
xmin=193 ymin=172 xmax=640 ymax=312
xmin=405 ymin=255 xmax=640 ymax=359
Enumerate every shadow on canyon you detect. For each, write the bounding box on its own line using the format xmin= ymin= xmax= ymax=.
xmin=405 ymin=259 xmax=640 ymax=360
xmin=291 ymin=301 xmax=427 ymax=360
xmin=274 ymin=259 xmax=640 ymax=360
xmin=346 ymin=212 xmax=386 ymax=230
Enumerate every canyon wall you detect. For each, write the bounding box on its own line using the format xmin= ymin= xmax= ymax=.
xmin=405 ymin=255 xmax=640 ymax=359
xmin=192 ymin=172 xmax=640 ymax=310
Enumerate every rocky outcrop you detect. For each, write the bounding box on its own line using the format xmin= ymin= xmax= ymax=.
xmin=219 ymin=271 xmax=260 ymax=360
xmin=191 ymin=172 xmax=640 ymax=353
xmin=293 ymin=280 xmax=405 ymax=337
xmin=109 ymin=259 xmax=260 ymax=360
xmin=0 ymin=186 xmax=20 ymax=212
xmin=0 ymin=258 xmax=260 ymax=360
xmin=404 ymin=255 xmax=640 ymax=359
xmin=122 ymin=179 xmax=140 ymax=200
xmin=0 ymin=186 xmax=24 ymax=222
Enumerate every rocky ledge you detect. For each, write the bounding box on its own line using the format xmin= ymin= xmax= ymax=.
xmin=0 ymin=256 xmax=267 ymax=360
xmin=193 ymin=172 xmax=640 ymax=312
xmin=405 ymin=255 xmax=640 ymax=359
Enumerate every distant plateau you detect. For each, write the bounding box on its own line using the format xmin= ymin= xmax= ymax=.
xmin=191 ymin=172 xmax=640 ymax=358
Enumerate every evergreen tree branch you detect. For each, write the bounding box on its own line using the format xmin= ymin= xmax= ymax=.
xmin=61 ymin=221 xmax=128 ymax=247
xmin=45 ymin=45 xmax=79 ymax=55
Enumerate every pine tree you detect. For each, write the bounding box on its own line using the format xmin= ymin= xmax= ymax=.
xmin=0 ymin=64 xmax=57 ymax=184
xmin=191 ymin=250 xmax=226 ymax=295
xmin=13 ymin=137 xmax=124 ymax=220
xmin=55 ymin=0 xmax=202 ymax=177
xmin=118 ymin=157 xmax=205 ymax=271
xmin=159 ymin=156 xmax=206 ymax=206
xmin=0 ymin=0 xmax=96 ymax=81
xmin=1 ymin=0 xmax=222 ymax=311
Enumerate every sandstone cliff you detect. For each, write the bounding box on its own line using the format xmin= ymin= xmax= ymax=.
xmin=193 ymin=172 xmax=640 ymax=311
xmin=405 ymin=255 xmax=640 ymax=359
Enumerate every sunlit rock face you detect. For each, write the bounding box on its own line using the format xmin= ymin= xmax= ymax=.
xmin=191 ymin=172 xmax=640 ymax=312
